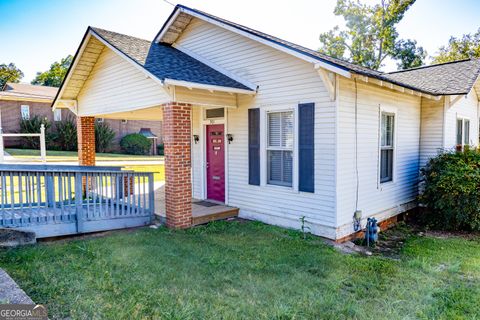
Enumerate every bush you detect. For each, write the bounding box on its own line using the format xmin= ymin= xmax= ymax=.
xmin=95 ymin=121 xmax=115 ymax=153
xmin=20 ymin=116 xmax=52 ymax=149
xmin=53 ymin=116 xmax=77 ymax=151
xmin=157 ymin=143 xmax=164 ymax=156
xmin=420 ymin=148 xmax=480 ymax=231
xmin=120 ymin=133 xmax=151 ymax=155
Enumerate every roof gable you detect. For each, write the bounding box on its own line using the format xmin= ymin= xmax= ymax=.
xmin=155 ymin=4 xmax=480 ymax=97
xmin=92 ymin=27 xmax=252 ymax=91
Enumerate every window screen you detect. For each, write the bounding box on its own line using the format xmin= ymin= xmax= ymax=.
xmin=267 ymin=111 xmax=293 ymax=187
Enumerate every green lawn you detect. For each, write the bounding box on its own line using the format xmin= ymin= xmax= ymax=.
xmin=5 ymin=148 xmax=163 ymax=162
xmin=0 ymin=222 xmax=479 ymax=319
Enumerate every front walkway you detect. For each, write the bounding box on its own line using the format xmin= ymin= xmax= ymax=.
xmin=154 ymin=184 xmax=239 ymax=225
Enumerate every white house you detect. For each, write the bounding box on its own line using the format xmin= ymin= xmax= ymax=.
xmin=53 ymin=4 xmax=480 ymax=240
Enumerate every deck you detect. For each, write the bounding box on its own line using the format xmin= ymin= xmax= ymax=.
xmin=154 ymin=184 xmax=239 ymax=225
xmin=0 ymin=165 xmax=155 ymax=238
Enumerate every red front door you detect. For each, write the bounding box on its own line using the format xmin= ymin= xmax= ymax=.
xmin=206 ymin=124 xmax=225 ymax=202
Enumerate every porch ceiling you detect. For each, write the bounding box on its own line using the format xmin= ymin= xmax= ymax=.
xmin=96 ymin=105 xmax=164 ymax=121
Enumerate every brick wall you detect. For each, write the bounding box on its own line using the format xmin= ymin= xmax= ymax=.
xmin=0 ymin=100 xmax=163 ymax=150
xmin=102 ymin=119 xmax=163 ymax=152
xmin=163 ymin=103 xmax=192 ymax=229
xmin=0 ymin=100 xmax=58 ymax=147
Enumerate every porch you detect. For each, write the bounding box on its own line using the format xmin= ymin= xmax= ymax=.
xmin=154 ymin=184 xmax=239 ymax=226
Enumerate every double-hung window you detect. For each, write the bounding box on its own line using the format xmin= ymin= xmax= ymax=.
xmin=21 ymin=105 xmax=30 ymax=120
xmin=267 ymin=111 xmax=294 ymax=187
xmin=380 ymin=112 xmax=395 ymax=183
xmin=456 ymin=118 xmax=470 ymax=147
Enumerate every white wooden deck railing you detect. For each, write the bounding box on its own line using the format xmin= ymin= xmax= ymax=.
xmin=0 ymin=124 xmax=46 ymax=163
xmin=0 ymin=164 xmax=155 ymax=237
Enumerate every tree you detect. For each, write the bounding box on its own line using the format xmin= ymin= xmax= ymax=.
xmin=433 ymin=28 xmax=480 ymax=64
xmin=0 ymin=63 xmax=23 ymax=88
xmin=318 ymin=0 xmax=426 ymax=70
xmin=31 ymin=55 xmax=73 ymax=87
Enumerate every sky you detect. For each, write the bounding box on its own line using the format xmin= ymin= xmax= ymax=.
xmin=0 ymin=0 xmax=479 ymax=82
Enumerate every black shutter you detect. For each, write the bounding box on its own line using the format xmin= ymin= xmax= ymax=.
xmin=299 ymin=103 xmax=315 ymax=192
xmin=248 ymin=108 xmax=260 ymax=185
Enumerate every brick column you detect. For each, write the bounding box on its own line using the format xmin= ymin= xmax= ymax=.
xmin=163 ymin=103 xmax=192 ymax=229
xmin=77 ymin=117 xmax=96 ymax=194
xmin=77 ymin=117 xmax=96 ymax=166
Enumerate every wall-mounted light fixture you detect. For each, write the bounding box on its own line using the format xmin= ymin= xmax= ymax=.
xmin=193 ymin=135 xmax=199 ymax=144
xmin=227 ymin=134 xmax=234 ymax=144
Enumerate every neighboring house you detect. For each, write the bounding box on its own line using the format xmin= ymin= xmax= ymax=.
xmin=53 ymin=4 xmax=480 ymax=240
xmin=0 ymin=83 xmax=163 ymax=150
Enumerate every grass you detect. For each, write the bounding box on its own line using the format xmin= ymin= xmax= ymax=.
xmin=0 ymin=222 xmax=479 ymax=319
xmin=121 ymin=165 xmax=164 ymax=183
xmin=5 ymin=148 xmax=163 ymax=162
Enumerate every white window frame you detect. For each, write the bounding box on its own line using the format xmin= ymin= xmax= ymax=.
xmin=97 ymin=118 xmax=105 ymax=123
xmin=456 ymin=117 xmax=471 ymax=148
xmin=260 ymin=106 xmax=298 ymax=191
xmin=21 ymin=105 xmax=30 ymax=120
xmin=378 ymin=106 xmax=397 ymax=187
xmin=53 ymin=108 xmax=62 ymax=122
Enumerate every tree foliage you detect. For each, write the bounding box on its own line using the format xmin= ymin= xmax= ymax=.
xmin=433 ymin=28 xmax=480 ymax=64
xmin=318 ymin=0 xmax=426 ymax=70
xmin=0 ymin=63 xmax=23 ymax=88
xmin=95 ymin=121 xmax=116 ymax=153
xmin=53 ymin=116 xmax=78 ymax=151
xmin=31 ymin=55 xmax=73 ymax=87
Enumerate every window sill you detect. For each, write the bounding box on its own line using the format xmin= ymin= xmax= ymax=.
xmin=379 ymin=180 xmax=395 ymax=190
xmin=262 ymin=183 xmax=298 ymax=193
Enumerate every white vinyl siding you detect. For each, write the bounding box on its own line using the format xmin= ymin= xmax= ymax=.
xmin=336 ymin=78 xmax=420 ymax=238
xmin=444 ymin=91 xmax=479 ymax=149
xmin=77 ymin=47 xmax=170 ymax=116
xmin=20 ymin=105 xmax=30 ymax=120
xmin=267 ymin=111 xmax=294 ymax=187
xmin=178 ymin=18 xmax=337 ymax=238
xmin=419 ymin=97 xmax=445 ymax=167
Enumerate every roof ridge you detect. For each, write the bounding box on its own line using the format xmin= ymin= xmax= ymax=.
xmin=90 ymin=26 xmax=152 ymax=44
xmin=388 ymin=59 xmax=475 ymax=74
xmin=174 ymin=4 xmax=384 ymax=76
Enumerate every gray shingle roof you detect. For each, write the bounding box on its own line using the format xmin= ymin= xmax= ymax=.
xmin=90 ymin=27 xmax=252 ymax=91
xmin=173 ymin=4 xmax=480 ymax=96
xmin=384 ymin=59 xmax=480 ymax=95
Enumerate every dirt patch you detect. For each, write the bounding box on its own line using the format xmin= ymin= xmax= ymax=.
xmin=351 ymin=222 xmax=418 ymax=259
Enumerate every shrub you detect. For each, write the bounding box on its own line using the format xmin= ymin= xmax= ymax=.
xmin=20 ymin=116 xmax=52 ymax=149
xmin=53 ymin=116 xmax=77 ymax=151
xmin=120 ymin=133 xmax=151 ymax=155
xmin=420 ymin=148 xmax=480 ymax=231
xmin=95 ymin=121 xmax=116 ymax=153
xmin=157 ymin=143 xmax=164 ymax=156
